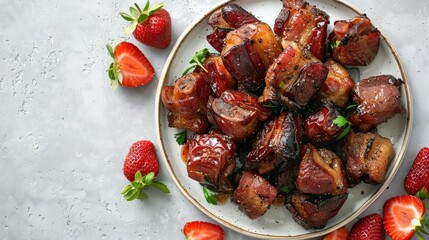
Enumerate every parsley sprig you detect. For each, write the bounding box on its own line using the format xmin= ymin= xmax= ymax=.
xmin=203 ymin=187 xmax=217 ymax=205
xmin=182 ymin=48 xmax=210 ymax=76
xmin=333 ymin=115 xmax=352 ymax=140
xmin=174 ymin=130 xmax=187 ymax=145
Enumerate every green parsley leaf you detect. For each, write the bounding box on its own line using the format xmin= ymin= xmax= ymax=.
xmin=174 ymin=130 xmax=187 ymax=145
xmin=182 ymin=48 xmax=210 ymax=76
xmin=203 ymin=187 xmax=218 ymax=205
xmin=333 ymin=115 xmax=349 ymax=127
xmin=280 ymin=186 xmax=290 ymax=193
xmin=263 ymin=102 xmax=285 ymax=115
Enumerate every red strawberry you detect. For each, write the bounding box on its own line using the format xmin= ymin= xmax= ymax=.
xmin=404 ymin=147 xmax=429 ymax=197
xmin=183 ymin=221 xmax=224 ymax=240
xmin=106 ymin=42 xmax=155 ymax=89
xmin=383 ymin=195 xmax=428 ymax=240
xmin=348 ymin=213 xmax=385 ymax=240
xmin=121 ymin=140 xmax=169 ymax=201
xmin=323 ymin=226 xmax=348 ymax=240
xmin=120 ymin=2 xmax=171 ymax=49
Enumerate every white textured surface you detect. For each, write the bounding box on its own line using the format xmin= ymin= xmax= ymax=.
xmin=0 ymin=0 xmax=428 ymax=239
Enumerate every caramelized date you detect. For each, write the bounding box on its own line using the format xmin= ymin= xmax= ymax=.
xmin=259 ymin=41 xmax=328 ymax=109
xmin=328 ymin=16 xmax=380 ymax=66
xmin=206 ymin=28 xmax=230 ymax=53
xmin=209 ymin=90 xmax=271 ymax=142
xmin=232 ymin=171 xmax=278 ymax=219
xmin=187 ymin=131 xmax=236 ymax=192
xmin=319 ymin=59 xmax=355 ymax=107
xmin=246 ymin=111 xmax=303 ymax=174
xmin=199 ymin=54 xmax=236 ymax=97
xmin=304 ymin=100 xmax=342 ymax=143
xmin=222 ymin=23 xmax=282 ymax=92
xmin=296 ymin=144 xmax=347 ymax=195
xmin=161 ymin=72 xmax=211 ymax=133
xmin=221 ymin=3 xmax=260 ymax=29
xmin=344 ymin=131 xmax=395 ymax=184
xmin=349 ymin=75 xmax=404 ymax=132
xmin=275 ymin=0 xmax=330 ymax=60
xmin=285 ymin=192 xmax=348 ymax=229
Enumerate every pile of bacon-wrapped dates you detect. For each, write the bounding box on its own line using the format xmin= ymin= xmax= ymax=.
xmin=161 ymin=0 xmax=404 ymax=229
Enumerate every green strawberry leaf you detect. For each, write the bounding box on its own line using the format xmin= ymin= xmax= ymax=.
xmin=130 ymin=6 xmax=140 ymax=17
xmin=148 ymin=2 xmax=164 ymax=15
xmin=137 ymin=191 xmax=148 ymax=200
xmin=106 ymin=44 xmax=115 ymax=59
xmin=174 ymin=130 xmax=187 ymax=145
xmin=120 ymin=12 xmax=134 ymax=22
xmin=142 ymin=1 xmax=150 ymax=12
xmin=203 ymin=187 xmax=218 ymax=205
xmin=152 ymin=181 xmax=170 ymax=193
xmin=124 ymin=20 xmax=138 ymax=34
xmin=121 ymin=185 xmax=132 ymax=194
xmin=137 ymin=13 xmax=149 ymax=24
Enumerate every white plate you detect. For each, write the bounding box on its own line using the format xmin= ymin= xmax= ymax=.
xmin=155 ymin=0 xmax=412 ymax=238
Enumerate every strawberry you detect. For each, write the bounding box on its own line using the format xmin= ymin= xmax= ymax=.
xmin=323 ymin=226 xmax=348 ymax=240
xmin=120 ymin=1 xmax=171 ymax=49
xmin=183 ymin=221 xmax=224 ymax=240
xmin=348 ymin=213 xmax=385 ymax=240
xmin=404 ymin=147 xmax=429 ymax=198
xmin=121 ymin=140 xmax=169 ymax=201
xmin=106 ymin=42 xmax=155 ymax=89
xmin=383 ymin=195 xmax=428 ymax=240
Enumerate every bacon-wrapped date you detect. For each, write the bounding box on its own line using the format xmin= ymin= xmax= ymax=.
xmin=304 ymin=100 xmax=342 ymax=143
xmin=196 ymin=54 xmax=236 ymax=97
xmin=246 ymin=111 xmax=302 ymax=174
xmin=349 ymin=75 xmax=404 ymax=132
xmin=187 ymin=131 xmax=236 ymax=192
xmin=319 ymin=59 xmax=355 ymax=107
xmin=208 ymin=89 xmax=271 ymax=142
xmin=207 ymin=3 xmax=260 ymax=52
xmin=344 ymin=131 xmax=395 ymax=185
xmin=285 ymin=192 xmax=348 ymax=229
xmin=221 ymin=22 xmax=282 ymax=93
xmin=259 ymin=41 xmax=328 ymax=109
xmin=328 ymin=15 xmax=380 ymax=66
xmin=232 ymin=171 xmax=278 ymax=219
xmin=161 ymin=72 xmax=211 ymax=133
xmin=296 ymin=144 xmax=348 ymax=195
xmin=274 ymin=0 xmax=330 ymax=61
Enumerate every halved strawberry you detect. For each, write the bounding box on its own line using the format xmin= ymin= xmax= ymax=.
xmin=383 ymin=195 xmax=428 ymax=240
xmin=404 ymin=147 xmax=429 ymax=198
xmin=348 ymin=213 xmax=385 ymax=240
xmin=323 ymin=225 xmax=348 ymax=240
xmin=183 ymin=221 xmax=224 ymax=240
xmin=106 ymin=42 xmax=155 ymax=89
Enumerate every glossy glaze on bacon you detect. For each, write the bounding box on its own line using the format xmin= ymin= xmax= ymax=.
xmin=319 ymin=59 xmax=355 ymax=107
xmin=349 ymin=75 xmax=404 ymax=132
xmin=259 ymin=41 xmax=328 ymax=109
xmin=208 ymin=89 xmax=271 ymax=142
xmin=304 ymin=100 xmax=342 ymax=143
xmin=195 ymin=54 xmax=236 ymax=97
xmin=187 ymin=131 xmax=236 ymax=192
xmin=296 ymin=144 xmax=348 ymax=195
xmin=344 ymin=131 xmax=395 ymax=185
xmin=328 ymin=15 xmax=380 ymax=66
xmin=222 ymin=22 xmax=282 ymax=93
xmin=285 ymin=192 xmax=348 ymax=229
xmin=161 ymin=72 xmax=211 ymax=133
xmin=246 ymin=111 xmax=302 ymax=174
xmin=232 ymin=171 xmax=278 ymax=219
xmin=274 ymin=0 xmax=330 ymax=60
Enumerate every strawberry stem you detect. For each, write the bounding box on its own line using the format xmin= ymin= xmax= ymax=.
xmin=121 ymin=171 xmax=170 ymax=201
xmin=416 ymin=187 xmax=429 ymax=200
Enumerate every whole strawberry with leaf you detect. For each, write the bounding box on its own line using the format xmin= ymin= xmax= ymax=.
xmin=120 ymin=1 xmax=171 ymax=49
xmin=121 ymin=140 xmax=170 ymax=201
xmin=404 ymin=147 xmax=429 ymax=198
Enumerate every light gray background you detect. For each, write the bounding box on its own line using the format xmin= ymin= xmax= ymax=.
xmin=1 ymin=0 xmax=428 ymax=239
